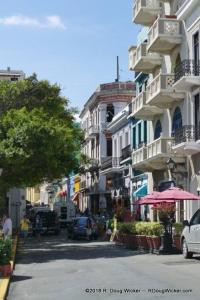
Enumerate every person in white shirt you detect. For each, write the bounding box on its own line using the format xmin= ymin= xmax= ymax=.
xmin=2 ymin=214 xmax=12 ymax=239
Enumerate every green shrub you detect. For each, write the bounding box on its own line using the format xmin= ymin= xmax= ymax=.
xmin=173 ymin=223 xmax=183 ymax=235
xmin=135 ymin=222 xmax=163 ymax=237
xmin=149 ymin=223 xmax=163 ymax=237
xmin=117 ymin=222 xmax=136 ymax=234
xmin=0 ymin=238 xmax=12 ymax=265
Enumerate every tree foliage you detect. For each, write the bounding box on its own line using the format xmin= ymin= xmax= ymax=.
xmin=0 ymin=74 xmax=83 ymax=190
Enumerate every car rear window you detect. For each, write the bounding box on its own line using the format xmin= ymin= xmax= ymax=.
xmin=74 ymin=218 xmax=87 ymax=225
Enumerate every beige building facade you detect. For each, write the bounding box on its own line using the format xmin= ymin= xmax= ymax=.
xmin=130 ymin=0 xmax=200 ymax=221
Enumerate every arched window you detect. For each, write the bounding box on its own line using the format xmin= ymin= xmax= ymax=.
xmin=172 ymin=107 xmax=182 ymax=133
xmin=154 ymin=120 xmax=162 ymax=140
xmin=106 ymin=105 xmax=114 ymax=122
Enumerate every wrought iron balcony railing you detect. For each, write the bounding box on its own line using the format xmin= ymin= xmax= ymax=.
xmin=121 ymin=145 xmax=131 ymax=161
xmin=173 ymin=125 xmax=200 ymax=145
xmin=101 ymin=157 xmax=121 ymax=170
xmin=174 ymin=60 xmax=200 ymax=82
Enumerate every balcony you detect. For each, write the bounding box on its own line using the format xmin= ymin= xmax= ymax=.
xmin=147 ymin=18 xmax=182 ymax=54
xmin=133 ymin=0 xmax=162 ymax=26
xmin=132 ymin=137 xmax=179 ymax=171
xmin=131 ymin=91 xmax=163 ymax=120
xmin=129 ymin=43 xmax=162 ymax=73
xmin=88 ymin=159 xmax=99 ymax=172
xmin=132 ymin=145 xmax=147 ymax=169
xmin=121 ymin=145 xmax=131 ymax=162
xmin=100 ymin=157 xmax=122 ymax=174
xmin=172 ymin=125 xmax=200 ymax=155
xmin=173 ymin=60 xmax=200 ymax=91
xmin=146 ymin=73 xmax=184 ymax=108
xmin=88 ymin=124 xmax=99 ymax=137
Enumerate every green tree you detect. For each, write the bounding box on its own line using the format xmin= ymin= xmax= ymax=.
xmin=0 ymin=75 xmax=83 ymax=210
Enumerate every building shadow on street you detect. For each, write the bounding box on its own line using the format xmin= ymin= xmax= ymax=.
xmin=16 ymin=233 xmax=146 ymax=265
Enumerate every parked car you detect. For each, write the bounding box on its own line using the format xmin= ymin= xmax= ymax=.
xmin=31 ymin=209 xmax=61 ymax=235
xmin=181 ymin=208 xmax=200 ymax=258
xmin=68 ymin=217 xmax=98 ymax=240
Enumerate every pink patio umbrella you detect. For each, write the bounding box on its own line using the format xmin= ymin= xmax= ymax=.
xmin=134 ymin=191 xmax=174 ymax=205
xmin=136 ymin=197 xmax=174 ymax=205
xmin=156 ymin=187 xmax=200 ymax=201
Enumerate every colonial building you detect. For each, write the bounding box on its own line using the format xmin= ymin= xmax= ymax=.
xmin=100 ymin=105 xmax=132 ymax=216
xmin=129 ymin=0 xmax=200 ymax=221
xmin=79 ymin=81 xmax=135 ymax=215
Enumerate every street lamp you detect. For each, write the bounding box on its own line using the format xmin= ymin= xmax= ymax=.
xmin=166 ymin=157 xmax=176 ymax=171
xmin=196 ymin=171 xmax=200 ymax=196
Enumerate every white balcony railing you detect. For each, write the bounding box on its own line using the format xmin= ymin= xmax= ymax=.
xmin=146 ymin=73 xmax=175 ymax=104
xmin=132 ymin=91 xmax=147 ymax=115
xmin=132 ymin=146 xmax=147 ymax=165
xmin=129 ymin=43 xmax=162 ymax=72
xmin=147 ymin=137 xmax=173 ymax=159
xmin=133 ymin=0 xmax=162 ymax=26
xmin=147 ymin=18 xmax=182 ymax=53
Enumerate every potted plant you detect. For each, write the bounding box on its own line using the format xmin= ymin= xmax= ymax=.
xmin=135 ymin=222 xmax=148 ymax=251
xmin=173 ymin=223 xmax=183 ymax=251
xmin=0 ymin=238 xmax=12 ymax=277
xmin=150 ymin=223 xmax=163 ymax=253
xmin=152 ymin=203 xmax=176 ymax=223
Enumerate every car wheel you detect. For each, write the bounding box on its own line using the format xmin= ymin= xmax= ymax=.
xmin=182 ymin=239 xmax=193 ymax=259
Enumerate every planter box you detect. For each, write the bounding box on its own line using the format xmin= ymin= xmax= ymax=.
xmin=0 ymin=264 xmax=12 ymax=277
xmin=151 ymin=236 xmax=161 ymax=252
xmin=173 ymin=235 xmax=182 ymax=252
xmin=146 ymin=236 xmax=153 ymax=253
xmin=136 ymin=235 xmax=149 ymax=251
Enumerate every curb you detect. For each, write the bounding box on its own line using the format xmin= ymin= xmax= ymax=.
xmin=0 ymin=236 xmax=18 ymax=300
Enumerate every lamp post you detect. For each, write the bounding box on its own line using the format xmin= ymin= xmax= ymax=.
xmin=196 ymin=171 xmax=200 ymax=196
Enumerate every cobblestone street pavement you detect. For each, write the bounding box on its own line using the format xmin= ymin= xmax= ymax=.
xmin=7 ymin=231 xmax=200 ymax=300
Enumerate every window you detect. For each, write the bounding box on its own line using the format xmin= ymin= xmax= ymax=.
xmin=107 ymin=139 xmax=112 ymax=156
xmin=138 ymin=123 xmax=142 ymax=145
xmin=125 ymin=132 xmax=129 ymax=146
xmin=154 ymin=120 xmax=162 ymax=140
xmin=190 ymin=210 xmax=200 ymax=225
xmin=133 ymin=127 xmax=136 ymax=150
xmin=106 ymin=105 xmax=114 ymax=122
xmin=172 ymin=107 xmax=182 ymax=134
xmin=193 ymin=31 xmax=199 ymax=64
xmin=144 ymin=121 xmax=147 ymax=144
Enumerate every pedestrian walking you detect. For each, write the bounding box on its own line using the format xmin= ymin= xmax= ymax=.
xmin=35 ymin=214 xmax=42 ymax=241
xmin=86 ymin=218 xmax=92 ymax=241
xmin=20 ymin=215 xmax=30 ymax=242
xmin=2 ymin=214 xmax=12 ymax=239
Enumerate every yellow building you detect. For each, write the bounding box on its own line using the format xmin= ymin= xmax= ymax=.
xmin=73 ymin=175 xmax=81 ymax=210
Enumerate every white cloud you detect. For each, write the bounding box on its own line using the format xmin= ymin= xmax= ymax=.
xmin=0 ymin=15 xmax=66 ymax=30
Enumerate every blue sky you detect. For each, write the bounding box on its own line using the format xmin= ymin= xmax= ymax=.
xmin=0 ymin=0 xmax=140 ymax=111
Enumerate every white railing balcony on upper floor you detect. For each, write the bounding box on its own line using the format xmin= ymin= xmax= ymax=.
xmin=147 ymin=17 xmax=182 ymax=54
xmin=129 ymin=43 xmax=162 ymax=73
xmin=146 ymin=73 xmax=184 ymax=108
xmin=133 ymin=0 xmax=162 ymax=26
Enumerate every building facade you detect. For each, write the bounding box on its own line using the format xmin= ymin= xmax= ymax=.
xmin=129 ymin=0 xmax=200 ymax=221
xmin=80 ymin=81 xmax=135 ymax=215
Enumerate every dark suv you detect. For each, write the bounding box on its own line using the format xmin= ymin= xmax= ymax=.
xmin=32 ymin=210 xmax=60 ymax=235
xmin=68 ymin=217 xmax=98 ymax=240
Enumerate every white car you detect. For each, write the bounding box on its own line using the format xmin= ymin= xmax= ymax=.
xmin=181 ymin=209 xmax=200 ymax=259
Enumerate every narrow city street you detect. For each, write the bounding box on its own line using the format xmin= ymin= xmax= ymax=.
xmin=7 ymin=231 xmax=200 ymax=300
